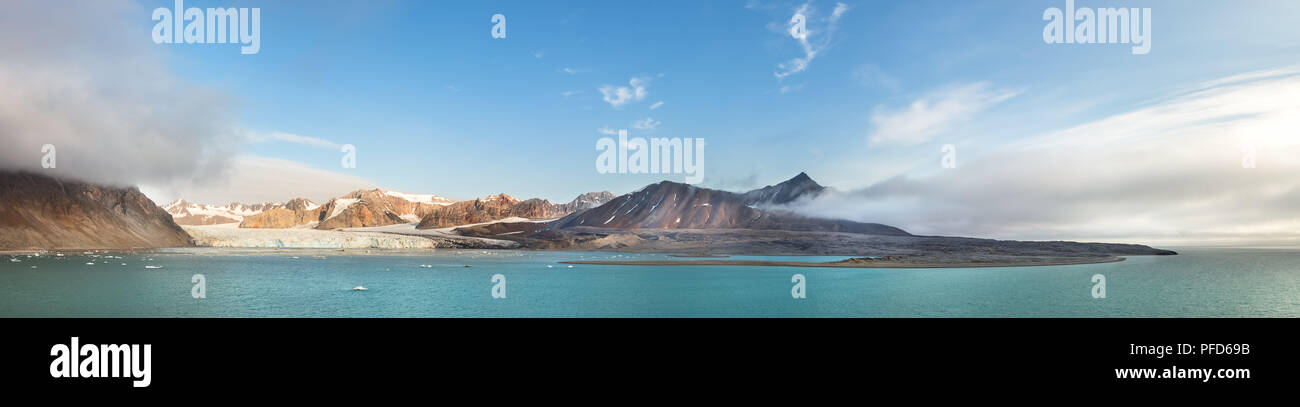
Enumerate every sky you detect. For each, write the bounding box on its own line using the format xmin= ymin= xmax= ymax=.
xmin=2 ymin=0 xmax=1299 ymax=244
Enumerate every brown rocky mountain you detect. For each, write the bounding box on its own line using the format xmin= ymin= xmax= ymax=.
xmin=163 ymin=199 xmax=301 ymax=225
xmin=416 ymin=193 xmax=532 ymax=229
xmin=0 ymin=172 xmax=192 ymax=249
xmin=237 ymin=198 xmax=322 ymax=228
xmin=237 ymin=189 xmax=455 ymax=230
xmin=231 ymin=189 xmax=613 ymax=231
xmin=416 ymin=192 xmax=616 ymax=229
xmin=548 ymin=176 xmax=910 ymax=236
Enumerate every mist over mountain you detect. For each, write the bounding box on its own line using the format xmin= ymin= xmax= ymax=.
xmin=739 ymin=172 xmax=827 ymax=207
xmin=550 ymin=174 xmax=908 ymax=236
xmin=0 ymin=172 xmax=190 ymax=250
xmin=0 ymin=170 xmax=1175 ymax=260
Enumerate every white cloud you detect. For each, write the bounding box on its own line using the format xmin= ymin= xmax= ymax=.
xmin=773 ymin=2 xmax=848 ymax=79
xmin=0 ymin=0 xmax=238 ymax=188
xmin=143 ymin=155 xmax=376 ymax=205
xmin=868 ymin=82 xmax=1019 ymax=145
xmin=596 ymin=127 xmax=619 ymax=135
xmin=790 ymin=68 xmax=1300 ymax=245
xmin=244 ymin=131 xmax=341 ymax=150
xmin=0 ymin=2 xmax=377 ymax=207
xmin=853 ymin=64 xmax=900 ymax=91
xmin=598 ymin=77 xmax=651 ymax=108
xmin=649 ymin=101 xmax=664 ymax=110
xmin=560 ymin=67 xmax=588 ymax=75
xmin=778 ymin=83 xmax=806 ymax=94
xmin=632 ymin=117 xmax=661 ymax=131
xmin=830 ymin=2 xmax=849 ymax=21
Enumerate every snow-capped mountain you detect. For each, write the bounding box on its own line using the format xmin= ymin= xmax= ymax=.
xmin=169 ymin=187 xmax=614 ymax=231
xmin=234 ymin=188 xmax=455 ymax=229
xmin=562 ymin=191 xmax=616 ymax=212
xmin=314 ymin=189 xmax=456 ymax=229
xmin=162 ymin=199 xmax=305 ymax=225
xmin=415 ymin=192 xmax=616 ymax=229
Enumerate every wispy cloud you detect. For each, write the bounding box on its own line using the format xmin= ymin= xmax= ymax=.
xmin=560 ymin=67 xmax=589 ymax=75
xmin=773 ymin=1 xmax=849 ymax=79
xmin=598 ymin=76 xmax=651 ymax=108
xmin=649 ymin=101 xmax=664 ymax=110
xmin=853 ymin=64 xmax=900 ymax=91
xmin=144 ymin=155 xmax=376 ymax=204
xmin=597 ymin=126 xmax=619 ymax=135
xmin=791 ymin=68 xmax=1300 ymax=244
xmin=244 ymin=131 xmax=342 ymax=150
xmin=632 ymin=117 xmax=661 ymax=131
xmin=830 ymin=2 xmax=849 ymax=20
xmin=868 ymin=82 xmax=1020 ymax=145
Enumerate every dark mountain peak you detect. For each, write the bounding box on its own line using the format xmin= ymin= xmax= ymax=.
xmin=741 ymin=172 xmax=826 ymax=207
xmin=779 ymin=172 xmax=821 ymax=189
xmin=564 ymin=191 xmax=616 ymax=212
xmin=549 ymin=177 xmax=908 ymax=236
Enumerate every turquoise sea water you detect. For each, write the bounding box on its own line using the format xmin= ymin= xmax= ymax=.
xmin=1 ymin=248 xmax=1297 ymax=317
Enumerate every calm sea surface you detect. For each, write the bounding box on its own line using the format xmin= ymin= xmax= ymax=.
xmin=2 ymin=248 xmax=1297 ymax=317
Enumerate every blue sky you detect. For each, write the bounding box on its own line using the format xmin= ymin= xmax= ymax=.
xmin=6 ymin=0 xmax=1299 ymax=243
xmin=145 ymin=0 xmax=1299 ymax=201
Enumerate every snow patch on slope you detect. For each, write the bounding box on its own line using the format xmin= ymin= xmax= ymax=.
xmin=326 ymin=198 xmax=359 ymax=221
xmin=383 ymin=190 xmax=454 ymax=206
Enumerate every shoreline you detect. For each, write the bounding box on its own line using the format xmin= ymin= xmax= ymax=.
xmin=559 ymin=256 xmax=1126 ymax=269
xmin=3 ymin=246 xmax=1131 ymax=268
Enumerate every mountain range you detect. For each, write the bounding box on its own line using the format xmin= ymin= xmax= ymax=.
xmin=164 ymin=187 xmax=617 ymax=232
xmin=163 ymin=199 xmax=317 ymax=225
xmin=0 ymin=171 xmax=1175 ymax=260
